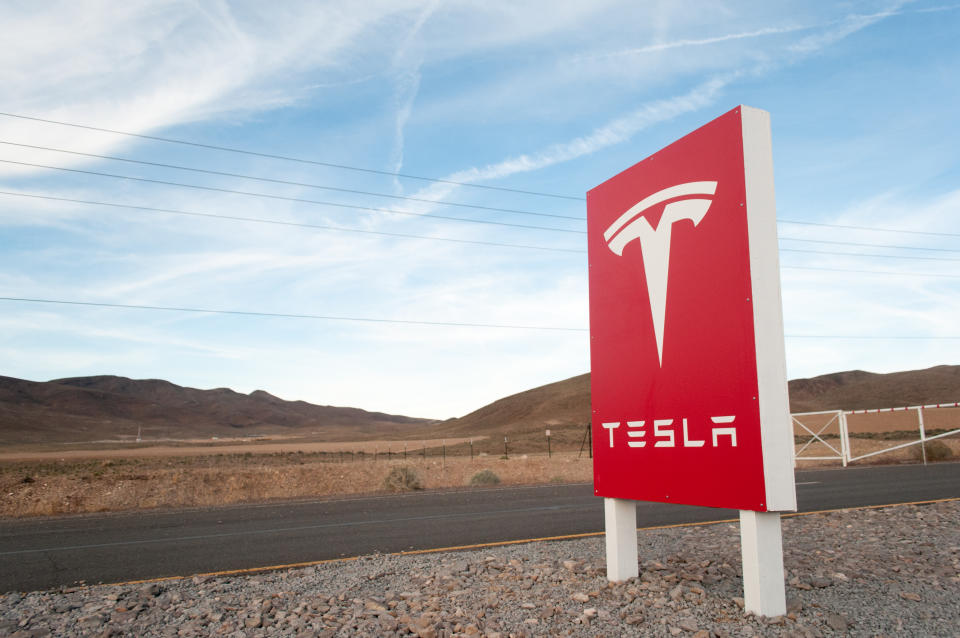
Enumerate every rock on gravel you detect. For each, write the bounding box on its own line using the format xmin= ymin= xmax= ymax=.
xmin=1 ymin=500 xmax=958 ymax=637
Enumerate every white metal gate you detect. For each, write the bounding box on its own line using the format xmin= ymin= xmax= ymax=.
xmin=791 ymin=410 xmax=846 ymax=466
xmin=842 ymin=402 xmax=960 ymax=465
xmin=790 ymin=401 xmax=959 ymax=466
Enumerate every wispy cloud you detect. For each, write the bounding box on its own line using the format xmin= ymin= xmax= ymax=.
xmin=404 ymin=74 xmax=734 ymax=207
xmin=405 ymin=3 xmax=908 ymax=206
xmin=576 ymin=24 xmax=813 ymax=62
xmin=388 ymin=1 xmax=442 ymax=190
xmin=0 ymin=1 xmax=424 ymax=177
xmin=787 ymin=3 xmax=910 ymax=55
xmin=578 ymin=2 xmax=934 ymax=65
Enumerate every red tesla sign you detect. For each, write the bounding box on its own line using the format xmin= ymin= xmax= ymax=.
xmin=587 ymin=106 xmax=796 ymax=512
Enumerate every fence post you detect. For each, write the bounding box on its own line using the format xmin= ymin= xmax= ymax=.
xmin=469 ymin=438 xmax=473 ymax=461
xmin=790 ymin=416 xmax=797 ymax=469
xmin=422 ymin=441 xmax=426 ymax=460
xmin=404 ymin=444 xmax=407 ymax=460
xmin=917 ymin=407 xmax=928 ymax=465
xmin=840 ymin=411 xmax=850 ymax=467
xmin=503 ymin=436 xmax=508 ymax=460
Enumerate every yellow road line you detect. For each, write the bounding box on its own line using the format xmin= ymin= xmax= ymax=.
xmin=96 ymin=496 xmax=957 ymax=588
xmin=396 ymin=530 xmax=606 ymax=555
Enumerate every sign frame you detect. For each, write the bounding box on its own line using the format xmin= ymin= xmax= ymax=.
xmin=586 ymin=105 xmax=795 ymax=513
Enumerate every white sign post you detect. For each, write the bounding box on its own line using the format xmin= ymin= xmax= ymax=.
xmin=604 ymin=498 xmax=638 ymax=582
xmin=740 ymin=510 xmax=787 ymax=616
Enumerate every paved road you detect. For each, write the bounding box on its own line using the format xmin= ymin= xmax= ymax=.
xmin=1 ymin=462 xmax=957 ymax=592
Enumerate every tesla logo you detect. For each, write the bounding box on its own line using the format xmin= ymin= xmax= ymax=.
xmin=603 ymin=181 xmax=718 ymax=366
xmin=601 ymin=415 xmax=737 ymax=449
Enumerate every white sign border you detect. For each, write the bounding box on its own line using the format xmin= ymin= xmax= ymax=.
xmin=742 ymin=105 xmax=797 ymax=513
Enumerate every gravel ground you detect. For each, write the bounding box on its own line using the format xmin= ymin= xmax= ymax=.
xmin=1 ymin=500 xmax=957 ymax=638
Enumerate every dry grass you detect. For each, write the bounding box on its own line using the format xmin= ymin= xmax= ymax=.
xmin=0 ymin=437 xmax=477 ymax=462
xmin=0 ymin=451 xmax=593 ymax=518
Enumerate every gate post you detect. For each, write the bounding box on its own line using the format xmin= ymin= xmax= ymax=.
xmin=840 ymin=411 xmax=850 ymax=467
xmin=790 ymin=416 xmax=797 ymax=469
xmin=917 ymin=407 xmax=927 ymax=465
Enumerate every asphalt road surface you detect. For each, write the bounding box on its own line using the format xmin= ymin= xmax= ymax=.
xmin=1 ymin=462 xmax=957 ymax=592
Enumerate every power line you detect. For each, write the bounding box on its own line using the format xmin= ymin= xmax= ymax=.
xmin=5 ymin=111 xmax=958 ymax=243
xmin=0 ymin=191 xmax=585 ymax=255
xmin=3 ymin=296 xmax=959 ymax=339
xmin=30 ymin=140 xmax=957 ymax=247
xmin=779 ymin=265 xmax=960 ymax=279
xmin=0 ymin=111 xmax=584 ymax=201
xmin=783 ymin=335 xmax=960 ymax=340
xmin=777 ymin=219 xmax=960 ymax=240
xmin=0 ymin=297 xmax=587 ymax=332
xmin=9 ymin=164 xmax=957 ymax=258
xmin=0 ymin=160 xmax=585 ymax=235
xmin=4 ymin=113 xmax=958 ymax=243
xmin=0 ymin=140 xmax=582 ymax=221
xmin=779 ymin=236 xmax=960 ymax=254
xmin=780 ymin=247 xmax=960 ymax=262
xmin=8 ymin=156 xmax=958 ymax=247
xmin=7 ymin=190 xmax=960 ymax=274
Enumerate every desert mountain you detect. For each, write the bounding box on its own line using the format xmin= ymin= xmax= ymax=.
xmin=435 ymin=373 xmax=591 ymax=452
xmin=0 ymin=375 xmax=434 ymax=445
xmin=786 ymin=365 xmax=960 ymax=412
xmin=2 ymin=365 xmax=956 ymax=449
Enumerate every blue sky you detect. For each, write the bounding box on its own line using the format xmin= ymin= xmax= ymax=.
xmin=1 ymin=1 xmax=958 ymax=419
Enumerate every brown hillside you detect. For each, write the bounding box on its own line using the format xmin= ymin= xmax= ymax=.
xmin=0 ymin=375 xmax=434 ymax=445
xmin=441 ymin=373 xmax=590 ymax=436
xmin=432 ymin=374 xmax=591 ymax=454
xmin=787 ymin=364 xmax=960 ymax=412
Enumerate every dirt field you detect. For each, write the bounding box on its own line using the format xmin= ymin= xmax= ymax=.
xmin=0 ymin=449 xmax=594 ymax=518
xmin=0 ymin=437 xmax=479 ymax=462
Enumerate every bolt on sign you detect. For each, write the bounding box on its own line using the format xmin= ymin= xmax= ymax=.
xmin=587 ymin=105 xmax=796 ymax=513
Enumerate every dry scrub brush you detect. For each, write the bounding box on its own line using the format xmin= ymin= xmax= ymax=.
xmin=910 ymin=439 xmax=953 ymax=462
xmin=468 ymin=469 xmax=500 ymax=486
xmin=382 ymin=466 xmax=424 ymax=492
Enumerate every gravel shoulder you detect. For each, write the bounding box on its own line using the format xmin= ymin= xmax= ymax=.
xmin=1 ymin=500 xmax=957 ymax=638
